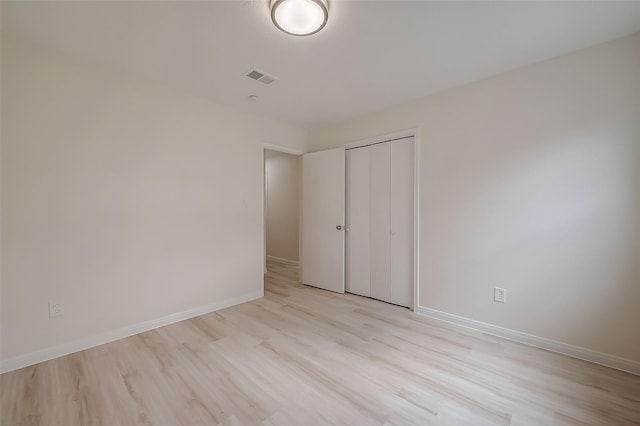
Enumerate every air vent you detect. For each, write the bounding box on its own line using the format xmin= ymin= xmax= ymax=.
xmin=247 ymin=70 xmax=263 ymax=80
xmin=245 ymin=68 xmax=278 ymax=85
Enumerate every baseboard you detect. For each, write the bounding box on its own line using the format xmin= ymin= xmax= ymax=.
xmin=0 ymin=290 xmax=263 ymax=374
xmin=415 ymin=306 xmax=640 ymax=376
xmin=266 ymin=255 xmax=299 ymax=266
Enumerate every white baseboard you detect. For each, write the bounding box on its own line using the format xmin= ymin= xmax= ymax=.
xmin=415 ymin=306 xmax=640 ymax=376
xmin=0 ymin=290 xmax=263 ymax=374
xmin=266 ymin=255 xmax=299 ymax=266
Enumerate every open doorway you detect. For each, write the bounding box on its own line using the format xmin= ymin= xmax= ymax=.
xmin=263 ymin=147 xmax=302 ymax=282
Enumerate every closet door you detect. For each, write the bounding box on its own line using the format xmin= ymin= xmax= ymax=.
xmin=345 ymin=148 xmax=370 ymax=297
xmin=369 ymin=143 xmax=391 ymax=303
xmin=390 ymin=138 xmax=414 ymax=308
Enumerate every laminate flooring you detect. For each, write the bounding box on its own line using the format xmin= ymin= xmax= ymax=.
xmin=1 ymin=261 xmax=639 ymax=425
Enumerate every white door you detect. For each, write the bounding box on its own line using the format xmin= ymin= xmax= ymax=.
xmin=344 ymin=137 xmax=414 ymax=308
xmin=302 ymin=148 xmax=346 ymax=293
xmin=346 ymin=147 xmax=370 ymax=297
xmin=390 ymin=138 xmax=415 ymax=307
xmin=369 ymin=142 xmax=391 ymax=302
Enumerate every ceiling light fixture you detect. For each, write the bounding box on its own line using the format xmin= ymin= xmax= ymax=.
xmin=270 ymin=0 xmax=328 ymax=36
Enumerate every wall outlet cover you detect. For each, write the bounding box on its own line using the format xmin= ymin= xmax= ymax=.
xmin=494 ymin=287 xmax=506 ymax=303
xmin=49 ymin=301 xmax=63 ymax=318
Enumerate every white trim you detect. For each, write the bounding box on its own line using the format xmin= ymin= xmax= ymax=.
xmin=266 ymin=255 xmax=299 ymax=266
xmin=298 ymin=154 xmax=303 ymax=283
xmin=344 ymin=128 xmax=417 ymax=150
xmin=412 ymin=129 xmax=421 ymax=312
xmin=0 ymin=291 xmax=263 ymax=374
xmin=415 ymin=306 xmax=640 ymax=376
xmin=263 ymin=143 xmax=303 ymax=156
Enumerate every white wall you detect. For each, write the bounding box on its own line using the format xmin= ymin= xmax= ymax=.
xmin=0 ymin=37 xmax=307 ymax=366
xmin=310 ymin=33 xmax=640 ymax=363
xmin=265 ymin=151 xmax=300 ymax=263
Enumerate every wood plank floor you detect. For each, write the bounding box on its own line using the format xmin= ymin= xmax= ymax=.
xmin=2 ymin=261 xmax=639 ymax=425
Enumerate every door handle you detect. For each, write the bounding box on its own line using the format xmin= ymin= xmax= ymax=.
xmin=336 ymin=225 xmax=343 ymax=230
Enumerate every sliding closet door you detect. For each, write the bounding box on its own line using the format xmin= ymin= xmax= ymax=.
xmin=369 ymin=143 xmax=391 ymax=303
xmin=345 ymin=148 xmax=370 ymax=297
xmin=390 ymin=138 xmax=414 ymax=307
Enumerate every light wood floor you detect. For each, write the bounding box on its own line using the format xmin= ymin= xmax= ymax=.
xmin=2 ymin=261 xmax=639 ymax=425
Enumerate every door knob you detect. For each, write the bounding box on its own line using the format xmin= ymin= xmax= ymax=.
xmin=336 ymin=225 xmax=343 ymax=230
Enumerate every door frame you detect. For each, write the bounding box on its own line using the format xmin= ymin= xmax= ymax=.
xmin=344 ymin=128 xmax=421 ymax=312
xmin=262 ymin=143 xmax=303 ymax=282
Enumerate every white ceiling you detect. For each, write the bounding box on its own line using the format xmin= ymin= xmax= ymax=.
xmin=3 ymin=1 xmax=640 ymax=128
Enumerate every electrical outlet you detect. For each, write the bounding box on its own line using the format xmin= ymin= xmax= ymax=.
xmin=49 ymin=301 xmax=63 ymax=318
xmin=494 ymin=287 xmax=506 ymax=303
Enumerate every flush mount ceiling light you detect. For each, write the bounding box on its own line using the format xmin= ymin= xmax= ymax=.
xmin=270 ymin=0 xmax=328 ymax=36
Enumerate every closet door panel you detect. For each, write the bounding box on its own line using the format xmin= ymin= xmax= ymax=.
xmin=390 ymin=138 xmax=414 ymax=308
xmin=369 ymin=143 xmax=391 ymax=303
xmin=345 ymin=148 xmax=371 ymax=297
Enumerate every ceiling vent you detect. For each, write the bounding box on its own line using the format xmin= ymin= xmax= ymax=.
xmin=245 ymin=68 xmax=278 ymax=85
